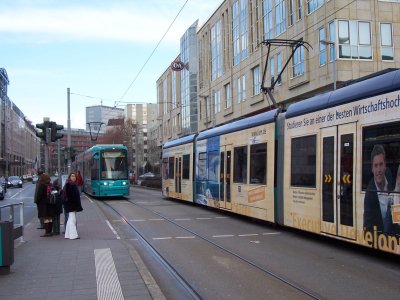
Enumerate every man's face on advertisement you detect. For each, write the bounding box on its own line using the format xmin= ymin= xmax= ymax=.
xmin=372 ymin=153 xmax=386 ymax=188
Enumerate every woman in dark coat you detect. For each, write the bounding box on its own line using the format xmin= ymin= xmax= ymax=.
xmin=37 ymin=173 xmax=55 ymax=237
xmin=64 ymin=172 xmax=83 ymax=240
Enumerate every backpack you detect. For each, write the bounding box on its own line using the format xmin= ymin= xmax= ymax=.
xmin=46 ymin=184 xmax=60 ymax=205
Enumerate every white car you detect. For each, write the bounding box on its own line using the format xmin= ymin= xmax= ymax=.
xmin=32 ymin=175 xmax=39 ymax=184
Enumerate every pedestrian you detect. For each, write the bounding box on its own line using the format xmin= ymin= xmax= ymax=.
xmin=36 ymin=173 xmax=55 ymax=237
xmin=76 ymin=170 xmax=83 ymax=194
xmin=51 ymin=178 xmax=63 ymax=235
xmin=34 ymin=169 xmax=45 ymax=230
xmin=64 ymin=172 xmax=83 ymax=240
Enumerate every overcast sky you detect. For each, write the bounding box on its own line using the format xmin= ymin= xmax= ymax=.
xmin=0 ymin=0 xmax=220 ymax=129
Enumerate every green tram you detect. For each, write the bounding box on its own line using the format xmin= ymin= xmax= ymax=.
xmin=74 ymin=144 xmax=130 ymax=197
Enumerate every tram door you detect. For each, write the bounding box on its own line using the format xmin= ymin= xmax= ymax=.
xmin=175 ymin=155 xmax=182 ymax=198
xmin=219 ymin=145 xmax=232 ymax=210
xmin=321 ymin=123 xmax=356 ymax=240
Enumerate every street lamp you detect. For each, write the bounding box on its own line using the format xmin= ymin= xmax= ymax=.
xmin=321 ymin=40 xmax=336 ymax=90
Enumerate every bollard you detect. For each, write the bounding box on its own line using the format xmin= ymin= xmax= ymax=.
xmin=0 ymin=220 xmax=14 ymax=275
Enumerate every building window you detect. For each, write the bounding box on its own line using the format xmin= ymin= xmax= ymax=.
xmin=277 ymin=52 xmax=282 ymax=84
xmin=380 ymin=23 xmax=393 ymax=61
xmin=275 ymin=0 xmax=286 ymax=36
xmin=263 ymin=0 xmax=273 ymax=39
xmin=289 ymin=0 xmax=294 ymax=26
xmin=162 ymin=79 xmax=168 ymax=115
xmin=225 ymin=83 xmax=231 ymax=109
xmin=172 ymin=71 xmax=177 ymax=109
xmin=252 ymin=65 xmax=261 ymax=96
xmin=338 ymin=20 xmax=372 ymax=60
xmin=270 ymin=57 xmax=275 ymax=85
xmin=237 ymin=75 xmax=246 ymax=103
xmin=250 ymin=0 xmax=261 ymax=52
xmin=319 ymin=27 xmax=326 ymax=66
xmin=205 ymin=96 xmax=211 ymax=122
xmin=213 ymin=89 xmax=221 ymax=114
xmin=263 ymin=0 xmax=286 ymax=38
xmin=297 ymin=0 xmax=302 ymax=20
xmin=307 ymin=0 xmax=324 ymax=14
xmin=293 ymin=45 xmax=305 ymax=77
xmin=211 ymin=19 xmax=222 ymax=80
xmin=329 ymin=21 xmax=335 ymax=62
xmin=233 ymin=0 xmax=248 ymax=66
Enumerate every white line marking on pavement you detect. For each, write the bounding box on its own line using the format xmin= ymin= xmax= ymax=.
xmin=212 ymin=234 xmax=235 ymax=238
xmin=105 ymin=220 xmax=120 ymax=239
xmin=216 ymin=216 xmax=228 ymax=219
xmin=262 ymin=232 xmax=280 ymax=235
xmin=174 ymin=218 xmax=191 ymax=221
xmin=149 ymin=218 xmax=164 ymax=221
xmin=153 ymin=237 xmax=172 ymax=240
xmin=176 ymin=236 xmax=195 ymax=239
xmin=130 ymin=219 xmax=146 ymax=222
xmin=196 ymin=217 xmax=212 ymax=220
xmin=238 ymin=234 xmax=259 ymax=237
xmin=94 ymin=248 xmax=124 ymax=300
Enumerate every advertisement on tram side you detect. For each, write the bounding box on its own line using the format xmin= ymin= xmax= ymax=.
xmin=283 ymin=90 xmax=400 ymax=254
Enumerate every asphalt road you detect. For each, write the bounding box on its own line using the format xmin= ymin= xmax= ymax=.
xmin=99 ymin=187 xmax=400 ymax=300
xmin=0 ymin=179 xmax=38 ymax=226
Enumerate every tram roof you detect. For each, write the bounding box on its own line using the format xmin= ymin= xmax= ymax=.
xmin=87 ymin=144 xmax=128 ymax=151
xmin=285 ymin=69 xmax=400 ymax=118
xmin=197 ymin=108 xmax=280 ymax=141
xmin=163 ymin=134 xmax=197 ymax=149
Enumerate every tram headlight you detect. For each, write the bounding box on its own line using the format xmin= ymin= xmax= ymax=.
xmin=122 ymin=181 xmax=127 ymax=185
xmin=102 ymin=182 xmax=108 ymax=186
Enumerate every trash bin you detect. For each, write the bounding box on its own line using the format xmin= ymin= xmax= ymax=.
xmin=0 ymin=221 xmax=14 ymax=275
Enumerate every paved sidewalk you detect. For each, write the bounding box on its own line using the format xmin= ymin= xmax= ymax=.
xmin=0 ymin=196 xmax=165 ymax=300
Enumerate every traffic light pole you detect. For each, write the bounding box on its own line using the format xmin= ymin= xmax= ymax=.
xmin=67 ymin=88 xmax=71 ymax=174
xmin=45 ymin=127 xmax=50 ymax=173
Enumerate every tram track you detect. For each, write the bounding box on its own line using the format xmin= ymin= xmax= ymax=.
xmin=100 ymin=198 xmax=322 ymax=300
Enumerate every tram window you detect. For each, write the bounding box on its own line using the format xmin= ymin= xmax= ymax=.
xmin=198 ymin=152 xmax=207 ymax=180
xmin=208 ymin=151 xmax=219 ymax=181
xmin=162 ymin=158 xmax=168 ymax=180
xmin=234 ymin=146 xmax=248 ymax=183
xmin=291 ymin=135 xmax=316 ymax=187
xmin=250 ymin=143 xmax=267 ymax=184
xmin=182 ymin=155 xmax=190 ymax=179
xmin=168 ymin=157 xmax=174 ymax=179
xmin=362 ymin=122 xmax=400 ymax=191
xmin=91 ymin=158 xmax=99 ymax=180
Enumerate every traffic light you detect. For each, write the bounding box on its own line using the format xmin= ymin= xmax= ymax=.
xmin=36 ymin=122 xmax=49 ymax=141
xmin=70 ymin=147 xmax=77 ymax=162
xmin=50 ymin=122 xmax=64 ymax=142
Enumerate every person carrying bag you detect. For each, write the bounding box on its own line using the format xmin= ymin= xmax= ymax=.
xmin=64 ymin=172 xmax=83 ymax=240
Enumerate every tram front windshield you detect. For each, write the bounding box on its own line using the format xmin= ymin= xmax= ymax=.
xmin=101 ymin=149 xmax=128 ymax=180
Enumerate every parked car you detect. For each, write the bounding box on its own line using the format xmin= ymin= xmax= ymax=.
xmin=32 ymin=175 xmax=39 ymax=184
xmin=0 ymin=185 xmax=4 ymax=200
xmin=7 ymin=176 xmax=23 ymax=188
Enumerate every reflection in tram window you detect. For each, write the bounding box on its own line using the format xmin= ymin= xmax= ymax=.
xmin=250 ymin=143 xmax=267 ymax=184
xmin=291 ymin=135 xmax=316 ymax=187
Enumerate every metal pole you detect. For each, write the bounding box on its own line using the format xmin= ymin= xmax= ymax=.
xmin=45 ymin=128 xmax=50 ymax=173
xmin=67 ymin=88 xmax=71 ymax=174
xmin=57 ymin=139 xmax=61 ymax=183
